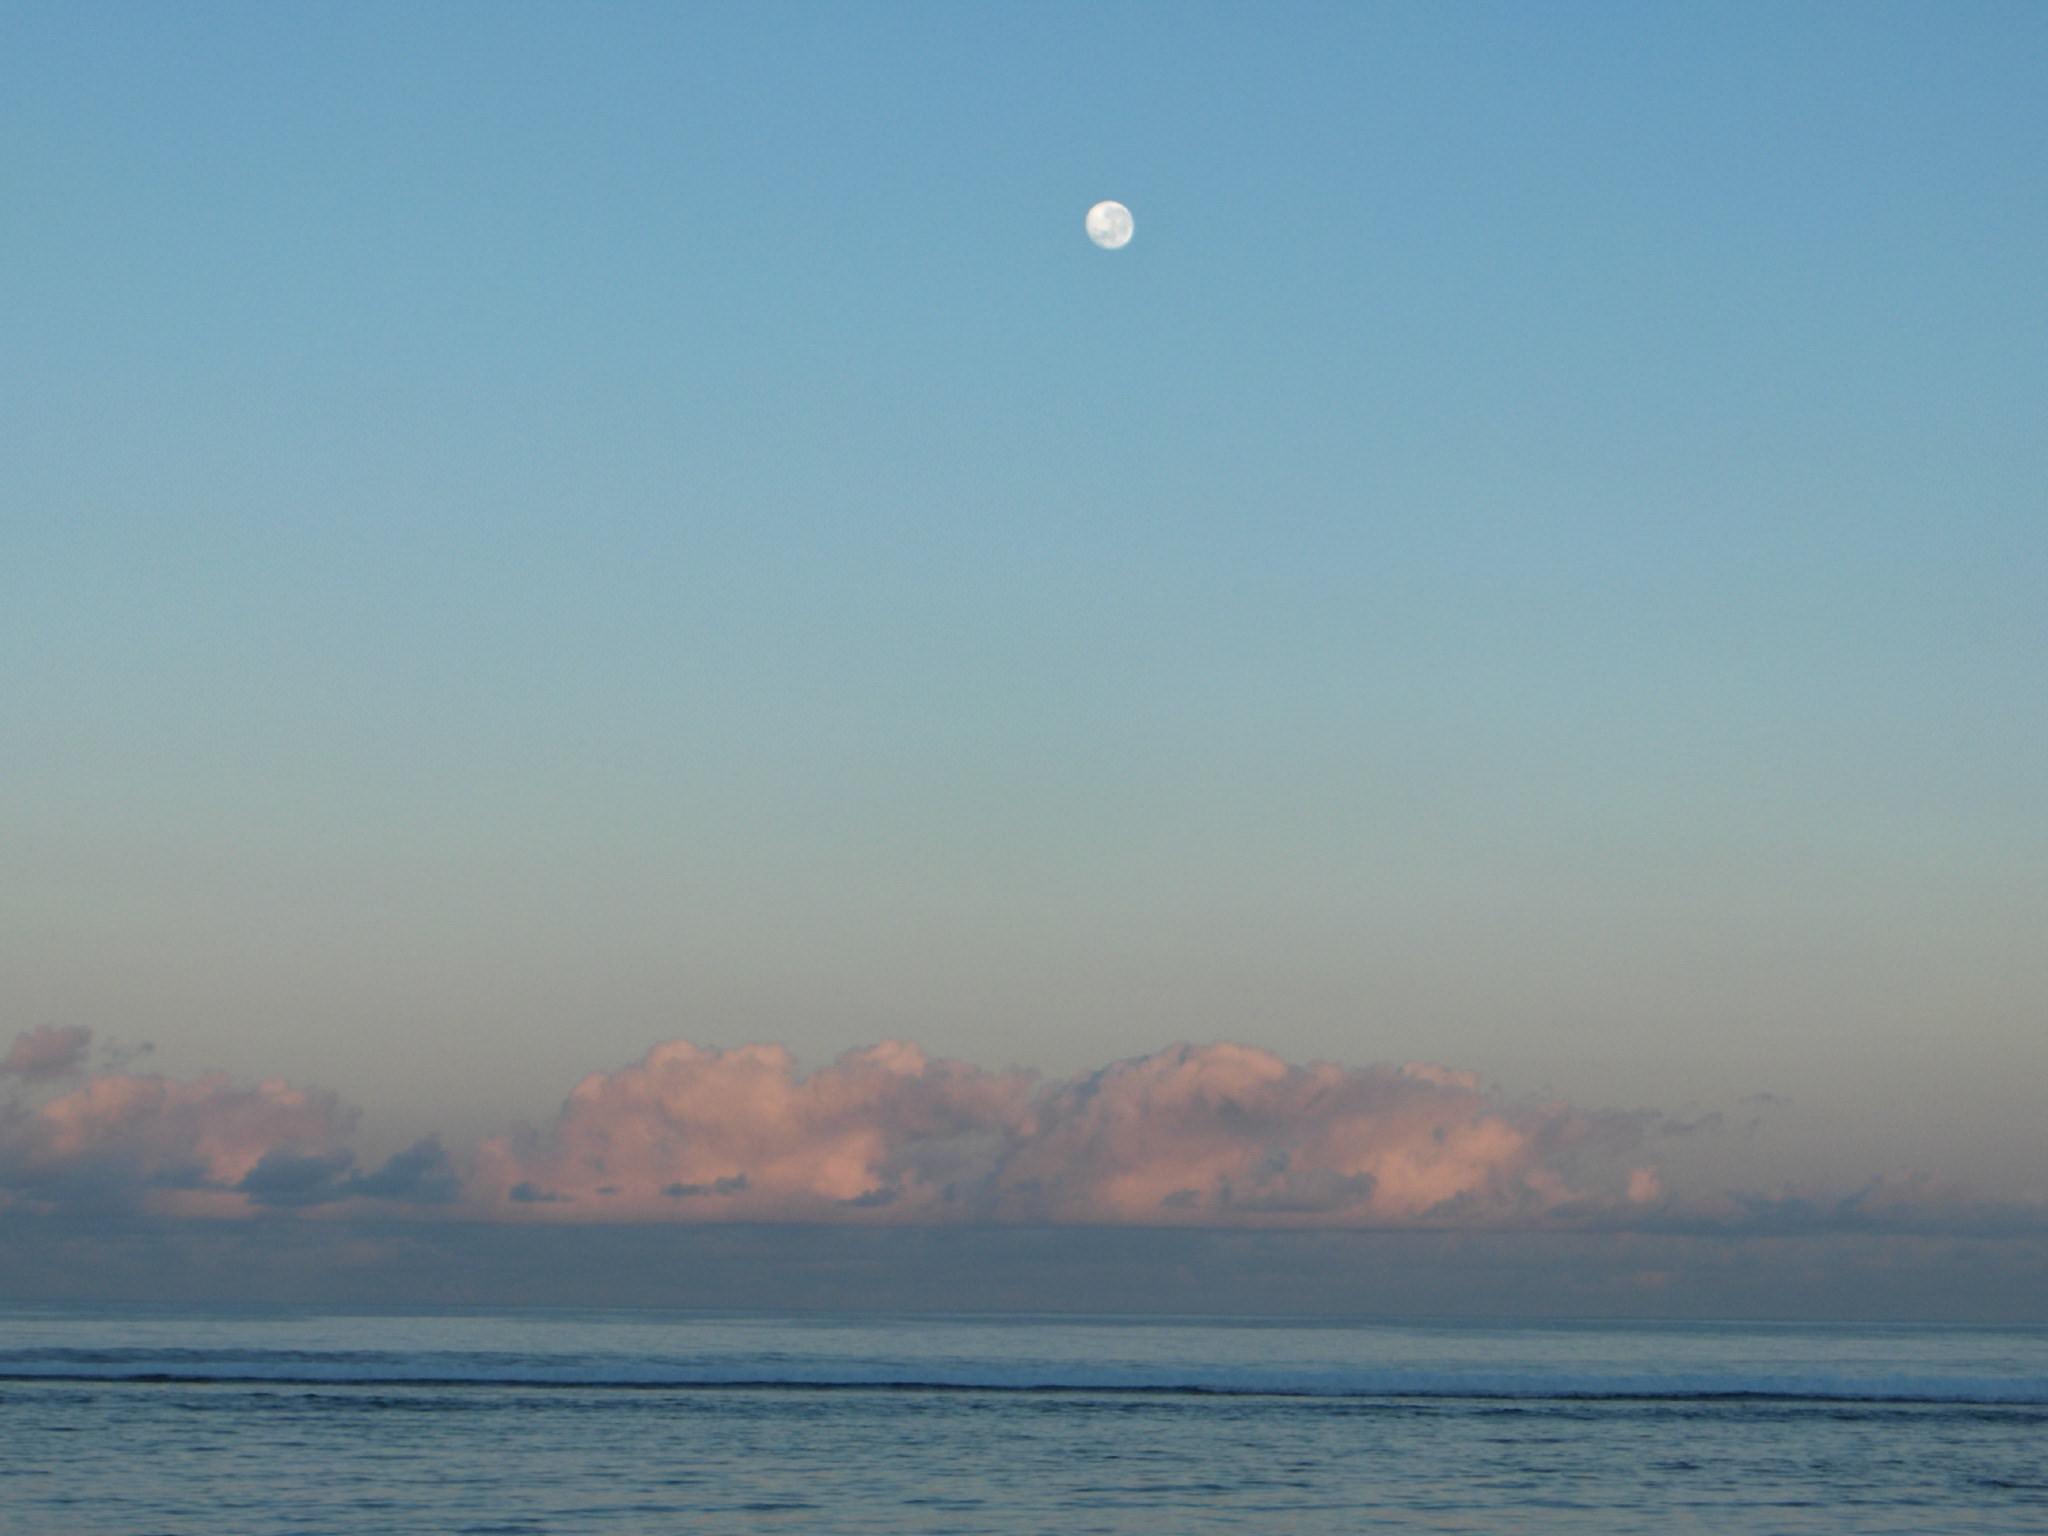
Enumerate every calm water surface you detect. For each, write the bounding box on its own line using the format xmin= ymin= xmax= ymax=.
xmin=2 ymin=1305 xmax=2043 ymax=1534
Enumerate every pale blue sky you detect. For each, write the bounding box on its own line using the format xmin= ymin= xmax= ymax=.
xmin=4 ymin=2 xmax=2044 ymax=1187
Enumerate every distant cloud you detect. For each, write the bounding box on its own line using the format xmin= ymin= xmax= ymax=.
xmin=2 ymin=1025 xmax=93 ymax=1083
xmin=236 ymin=1138 xmax=461 ymax=1210
xmin=3 ymin=1031 xmax=2042 ymax=1322
xmin=664 ymin=1174 xmax=750 ymax=1199
xmin=236 ymin=1149 xmax=360 ymax=1209
xmin=0 ymin=1047 xmax=482 ymax=1216
xmin=0 ymin=1068 xmax=356 ymax=1216
xmin=472 ymin=1040 xmax=1034 ymax=1222
xmin=346 ymin=1138 xmax=462 ymax=1205
xmin=472 ymin=1040 xmax=1661 ymax=1227
xmin=7 ymin=1035 xmax=2039 ymax=1252
xmin=508 ymin=1181 xmax=570 ymax=1205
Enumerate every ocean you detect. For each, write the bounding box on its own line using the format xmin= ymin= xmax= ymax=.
xmin=1 ymin=1304 xmax=2043 ymax=1533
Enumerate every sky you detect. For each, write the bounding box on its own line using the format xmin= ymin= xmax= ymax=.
xmin=3 ymin=2 xmax=2045 ymax=1315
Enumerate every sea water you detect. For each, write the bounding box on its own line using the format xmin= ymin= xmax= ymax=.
xmin=1 ymin=1304 xmax=2043 ymax=1533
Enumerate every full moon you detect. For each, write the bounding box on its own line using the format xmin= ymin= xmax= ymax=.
xmin=1085 ymin=200 xmax=1134 ymax=250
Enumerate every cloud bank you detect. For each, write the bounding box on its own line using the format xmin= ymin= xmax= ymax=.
xmin=5 ymin=1029 xmax=1668 ymax=1226
xmin=3 ymin=1029 xmax=2039 ymax=1247
xmin=469 ymin=1038 xmax=1662 ymax=1225
xmin=5 ymin=1027 xmax=2043 ymax=1320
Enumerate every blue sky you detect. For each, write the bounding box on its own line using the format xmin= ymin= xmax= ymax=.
xmin=4 ymin=0 xmax=2045 ymax=1233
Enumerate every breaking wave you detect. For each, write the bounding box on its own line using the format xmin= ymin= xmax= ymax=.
xmin=5 ymin=1348 xmax=2046 ymax=1404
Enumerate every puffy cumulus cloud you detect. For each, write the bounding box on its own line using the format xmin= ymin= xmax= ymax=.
xmin=2 ymin=1025 xmax=93 ymax=1082
xmin=983 ymin=1046 xmax=1657 ymax=1226
xmin=0 ymin=1071 xmax=356 ymax=1216
xmin=473 ymin=1041 xmax=1036 ymax=1220
xmin=0 ymin=1059 xmax=455 ymax=1217
xmin=474 ymin=1040 xmax=1656 ymax=1227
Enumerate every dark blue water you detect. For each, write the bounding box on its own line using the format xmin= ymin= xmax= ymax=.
xmin=2 ymin=1305 xmax=2043 ymax=1533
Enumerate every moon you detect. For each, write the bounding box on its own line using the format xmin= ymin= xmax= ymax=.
xmin=1085 ymin=200 xmax=1134 ymax=250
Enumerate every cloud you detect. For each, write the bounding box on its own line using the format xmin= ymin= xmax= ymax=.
xmin=1 ymin=1034 xmax=2041 ymax=1319
xmin=9 ymin=1036 xmax=2036 ymax=1252
xmin=0 ymin=1070 xmax=358 ymax=1216
xmin=345 ymin=1137 xmax=462 ymax=1205
xmin=472 ymin=1040 xmax=1657 ymax=1226
xmin=2 ymin=1025 xmax=93 ymax=1083
xmin=0 ymin=1062 xmax=455 ymax=1217
xmin=235 ymin=1149 xmax=360 ymax=1209
xmin=235 ymin=1138 xmax=461 ymax=1210
xmin=996 ymin=1046 xmax=1590 ymax=1224
xmin=664 ymin=1175 xmax=750 ymax=1199
xmin=473 ymin=1040 xmax=1035 ymax=1220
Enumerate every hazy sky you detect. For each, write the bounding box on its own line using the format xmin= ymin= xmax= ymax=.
xmin=4 ymin=2 xmax=2045 ymax=1301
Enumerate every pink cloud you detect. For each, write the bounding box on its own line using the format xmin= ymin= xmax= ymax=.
xmin=474 ymin=1040 xmax=1654 ymax=1226
xmin=986 ymin=1045 xmax=1599 ymax=1224
xmin=473 ymin=1040 xmax=1036 ymax=1220
xmin=2 ymin=1025 xmax=93 ymax=1082
xmin=0 ymin=1069 xmax=357 ymax=1216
